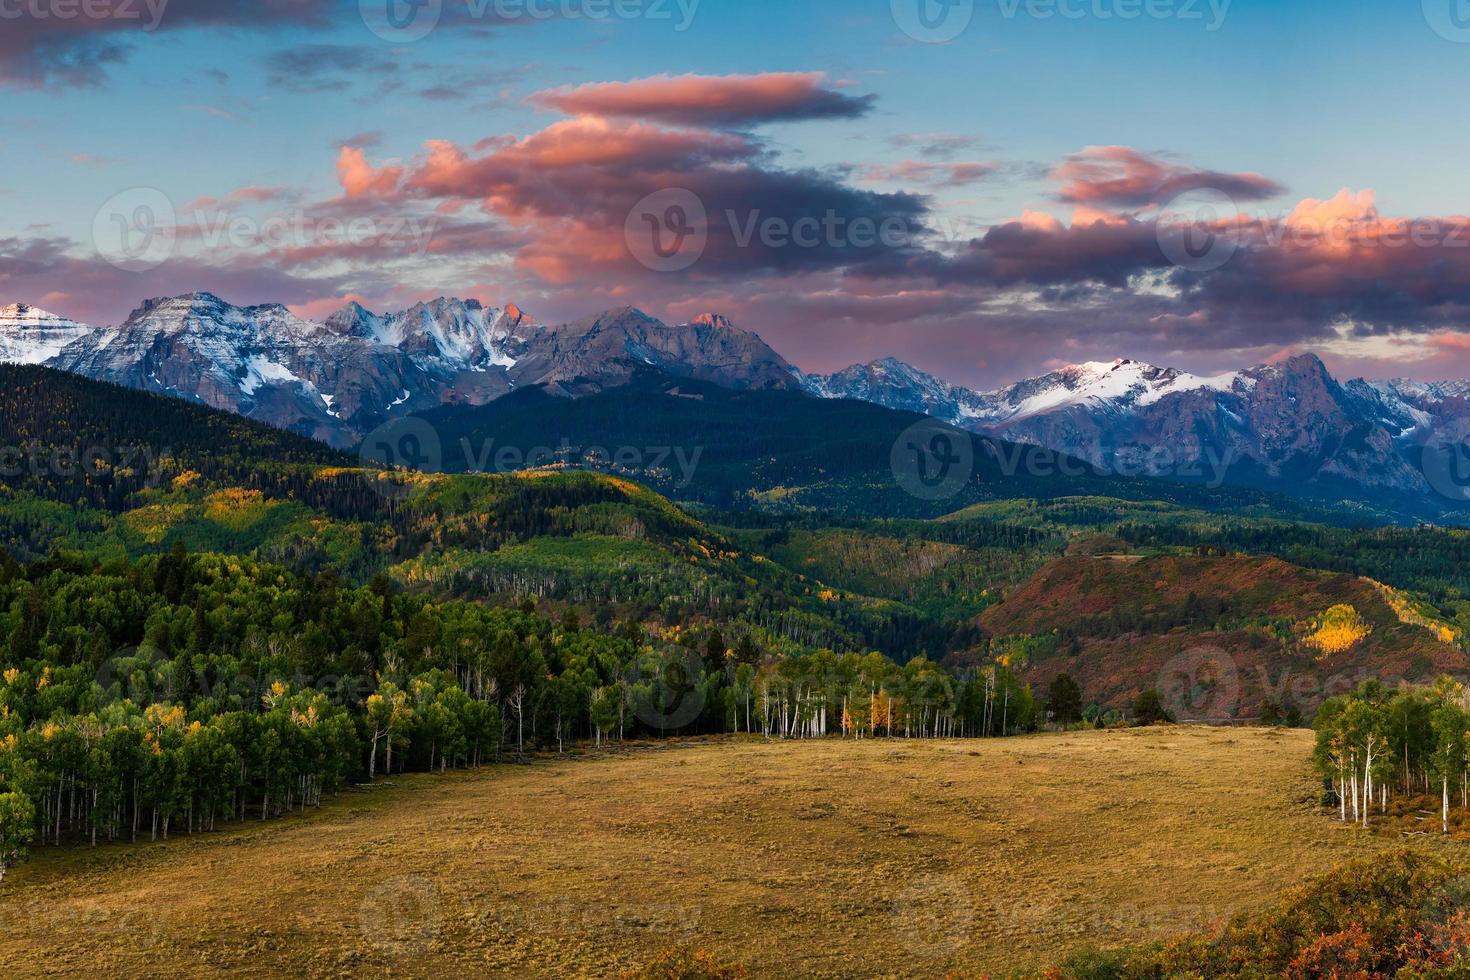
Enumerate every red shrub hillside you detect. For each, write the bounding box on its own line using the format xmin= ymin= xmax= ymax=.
xmin=952 ymin=555 xmax=1467 ymax=722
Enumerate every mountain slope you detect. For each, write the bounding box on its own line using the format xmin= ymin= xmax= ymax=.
xmin=423 ymin=371 xmax=1356 ymax=521
xmin=0 ymin=362 xmax=347 ymax=511
xmin=0 ymin=365 xmax=958 ymax=658
xmin=802 ymin=356 xmax=995 ymax=423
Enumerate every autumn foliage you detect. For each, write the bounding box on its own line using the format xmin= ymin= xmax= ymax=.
xmin=1306 ymin=603 xmax=1373 ymax=658
xmin=1038 ymin=849 xmax=1470 ymax=979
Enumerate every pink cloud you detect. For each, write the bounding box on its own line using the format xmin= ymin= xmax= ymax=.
xmin=337 ymin=147 xmax=404 ymax=200
xmin=527 ymin=72 xmax=874 ymax=127
xmin=863 ymin=160 xmax=997 ymax=187
xmin=183 ymin=186 xmax=293 ymax=211
xmin=1054 ymin=145 xmax=1284 ymax=208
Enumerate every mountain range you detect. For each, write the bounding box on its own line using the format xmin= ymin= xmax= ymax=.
xmin=0 ymin=295 xmax=799 ymax=448
xmin=4 ymin=293 xmax=1470 ymax=523
xmin=811 ymin=352 xmax=1470 ymax=514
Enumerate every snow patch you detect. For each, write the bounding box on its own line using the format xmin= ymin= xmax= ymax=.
xmin=240 ymin=355 xmax=303 ymax=396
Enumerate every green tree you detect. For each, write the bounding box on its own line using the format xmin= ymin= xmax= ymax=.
xmin=1431 ymin=703 xmax=1470 ymax=834
xmin=1132 ymin=689 xmax=1172 ymax=727
xmin=0 ymin=791 xmax=34 ymax=883
xmin=1047 ymin=674 xmax=1083 ymax=728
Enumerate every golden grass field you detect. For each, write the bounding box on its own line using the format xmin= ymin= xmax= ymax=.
xmin=0 ymin=727 xmax=1409 ymax=978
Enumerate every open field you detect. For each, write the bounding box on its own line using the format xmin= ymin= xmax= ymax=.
xmin=0 ymin=728 xmax=1413 ymax=978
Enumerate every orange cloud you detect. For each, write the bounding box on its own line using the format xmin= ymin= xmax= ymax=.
xmin=337 ymin=146 xmax=403 ymax=199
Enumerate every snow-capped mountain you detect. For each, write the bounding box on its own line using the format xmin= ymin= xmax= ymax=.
xmin=1344 ymin=377 xmax=1470 ymax=439
xmin=973 ymin=359 xmax=1254 ymax=425
xmin=807 ymin=352 xmax=1470 ymax=509
xmin=983 ymin=354 xmax=1430 ymax=492
xmin=802 ymin=357 xmax=996 ymax=425
xmin=323 ymin=298 xmax=535 ymax=372
xmin=805 ymin=357 xmax=1256 ymax=427
xmin=0 ymin=303 xmax=96 ymax=364
xmin=11 ymin=288 xmax=1470 ymax=517
xmin=2 ymin=293 xmax=799 ymax=447
xmin=46 ymin=293 xmax=427 ymax=445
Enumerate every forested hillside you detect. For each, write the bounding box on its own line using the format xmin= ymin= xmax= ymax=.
xmin=0 ymin=364 xmax=346 ymax=510
xmin=9 ymin=348 xmax=1470 ymax=979
xmin=423 ymin=372 xmax=1353 ymax=521
xmin=0 ymin=545 xmax=1037 ymax=880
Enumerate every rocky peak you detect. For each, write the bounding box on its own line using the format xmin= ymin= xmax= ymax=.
xmin=1 ymin=303 xmax=76 ymax=326
xmin=690 ymin=312 xmax=736 ymax=331
xmin=0 ymin=302 xmax=95 ymax=365
xmin=323 ymin=301 xmax=378 ymax=337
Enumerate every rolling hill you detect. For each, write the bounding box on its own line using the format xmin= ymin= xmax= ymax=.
xmin=0 ymin=365 xmax=961 ymax=659
xmin=5 ymin=362 xmax=1470 ymax=679
xmin=422 ymin=371 xmax=1358 ymax=522
xmin=958 ymin=552 xmax=1469 ymax=721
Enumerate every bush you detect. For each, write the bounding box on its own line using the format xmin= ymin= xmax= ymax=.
xmin=1131 ymin=689 xmax=1172 ymax=727
xmin=1030 ymin=849 xmax=1470 ymax=978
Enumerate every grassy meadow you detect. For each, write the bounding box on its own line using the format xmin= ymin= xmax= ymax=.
xmin=0 ymin=727 xmax=1415 ymax=978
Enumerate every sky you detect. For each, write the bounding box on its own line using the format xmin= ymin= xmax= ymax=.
xmin=5 ymin=0 xmax=1470 ymax=388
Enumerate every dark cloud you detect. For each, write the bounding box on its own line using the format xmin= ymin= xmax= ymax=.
xmin=265 ymin=44 xmax=400 ymax=94
xmin=0 ymin=234 xmax=346 ymax=326
xmin=341 ymin=114 xmax=926 ymax=284
xmin=0 ymin=0 xmax=343 ymax=87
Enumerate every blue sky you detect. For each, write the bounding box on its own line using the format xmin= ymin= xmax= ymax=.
xmin=5 ymin=0 xmax=1470 ymax=386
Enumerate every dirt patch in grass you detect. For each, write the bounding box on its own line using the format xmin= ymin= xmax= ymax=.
xmin=0 ymin=728 xmax=1409 ymax=978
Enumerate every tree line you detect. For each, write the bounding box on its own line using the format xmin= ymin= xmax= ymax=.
xmin=0 ymin=544 xmax=1043 ymax=882
xmin=1314 ymin=677 xmax=1470 ymax=833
